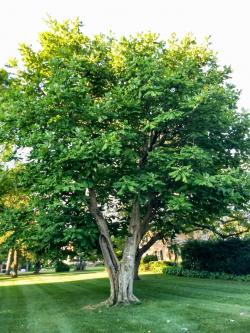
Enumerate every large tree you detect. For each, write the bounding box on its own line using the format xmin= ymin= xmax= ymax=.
xmin=1 ymin=19 xmax=249 ymax=305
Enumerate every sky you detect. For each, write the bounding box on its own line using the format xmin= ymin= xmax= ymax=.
xmin=1 ymin=0 xmax=250 ymax=110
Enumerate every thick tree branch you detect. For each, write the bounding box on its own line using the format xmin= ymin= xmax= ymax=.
xmin=137 ymin=232 xmax=162 ymax=257
xmin=138 ymin=200 xmax=154 ymax=238
xmin=188 ymin=222 xmax=250 ymax=240
xmin=138 ymin=131 xmax=159 ymax=168
xmin=88 ymin=188 xmax=109 ymax=235
xmin=88 ymin=188 xmax=119 ymax=268
xmin=138 ymin=128 xmax=173 ymax=169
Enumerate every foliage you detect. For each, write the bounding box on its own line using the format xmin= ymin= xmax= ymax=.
xmin=1 ymin=19 xmax=249 ymax=220
xmin=54 ymin=261 xmax=70 ymax=272
xmin=0 ymin=151 xmax=100 ymax=268
xmin=142 ymin=254 xmax=158 ymax=263
xmin=181 ymin=238 xmax=250 ymax=275
xmin=164 ymin=266 xmax=250 ymax=282
xmin=139 ymin=260 xmax=167 ymax=273
xmin=164 ymin=260 xmax=178 ymax=266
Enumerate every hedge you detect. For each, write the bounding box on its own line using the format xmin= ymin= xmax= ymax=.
xmin=181 ymin=238 xmax=250 ymax=275
xmin=164 ymin=266 xmax=250 ymax=282
xmin=142 ymin=255 xmax=158 ymax=263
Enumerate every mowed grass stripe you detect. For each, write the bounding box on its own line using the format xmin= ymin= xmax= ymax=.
xmin=138 ymin=275 xmax=250 ymax=306
xmin=0 ymin=280 xmax=27 ymax=333
xmin=1 ymin=271 xmax=250 ymax=333
xmin=135 ymin=276 xmax=250 ymax=332
xmin=20 ymin=283 xmax=74 ymax=333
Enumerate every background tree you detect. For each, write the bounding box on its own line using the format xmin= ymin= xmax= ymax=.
xmin=1 ymin=19 xmax=249 ymax=305
xmin=0 ymin=147 xmax=28 ymax=277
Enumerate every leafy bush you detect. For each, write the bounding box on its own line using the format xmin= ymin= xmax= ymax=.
xmin=139 ymin=262 xmax=150 ymax=272
xmin=54 ymin=261 xmax=70 ymax=272
xmin=149 ymin=261 xmax=168 ymax=273
xmin=164 ymin=266 xmax=250 ymax=282
xmin=142 ymin=255 xmax=158 ymax=263
xmin=139 ymin=261 xmax=167 ymax=273
xmin=181 ymin=238 xmax=250 ymax=275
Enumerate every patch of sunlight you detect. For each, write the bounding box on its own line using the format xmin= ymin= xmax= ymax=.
xmin=0 ymin=271 xmax=108 ymax=287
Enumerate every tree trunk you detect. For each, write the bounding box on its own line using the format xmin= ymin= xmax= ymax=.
xmin=12 ymin=250 xmax=18 ymax=278
xmin=134 ymin=250 xmax=142 ymax=280
xmin=75 ymin=257 xmax=85 ymax=271
xmin=5 ymin=248 xmax=13 ymax=275
xmin=26 ymin=261 xmax=29 ymax=272
xmin=34 ymin=261 xmax=41 ymax=274
xmin=97 ymin=203 xmax=141 ymax=305
xmin=100 ymin=234 xmax=139 ymax=306
xmin=88 ymin=190 xmax=149 ymax=306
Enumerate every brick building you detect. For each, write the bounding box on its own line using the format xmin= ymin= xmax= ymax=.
xmin=143 ymin=231 xmax=210 ymax=261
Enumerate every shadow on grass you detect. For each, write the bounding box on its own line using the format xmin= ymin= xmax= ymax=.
xmin=1 ymin=273 xmax=250 ymax=333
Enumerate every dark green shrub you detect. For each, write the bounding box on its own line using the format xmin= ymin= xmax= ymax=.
xmin=163 ymin=266 xmax=183 ymax=276
xmin=165 ymin=261 xmax=177 ymax=266
xmin=54 ymin=261 xmax=70 ymax=272
xmin=142 ymin=255 xmax=158 ymax=263
xmin=163 ymin=266 xmax=250 ymax=282
xmin=181 ymin=238 xmax=250 ymax=275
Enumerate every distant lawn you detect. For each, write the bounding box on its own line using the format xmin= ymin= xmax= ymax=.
xmin=1 ymin=269 xmax=250 ymax=333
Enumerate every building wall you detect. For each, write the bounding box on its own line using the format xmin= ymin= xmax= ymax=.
xmin=143 ymin=231 xmax=210 ymax=262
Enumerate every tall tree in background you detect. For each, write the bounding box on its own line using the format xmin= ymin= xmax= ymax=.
xmin=1 ymin=19 xmax=249 ymax=305
xmin=0 ymin=164 xmax=30 ymax=277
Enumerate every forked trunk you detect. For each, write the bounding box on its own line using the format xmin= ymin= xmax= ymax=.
xmin=110 ymin=263 xmax=138 ymax=305
xmin=100 ymin=234 xmax=139 ymax=306
xmin=88 ymin=190 xmax=145 ymax=306
xmin=5 ymin=248 xmax=13 ymax=275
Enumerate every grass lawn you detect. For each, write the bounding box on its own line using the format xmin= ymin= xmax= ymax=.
xmin=1 ymin=269 xmax=250 ymax=333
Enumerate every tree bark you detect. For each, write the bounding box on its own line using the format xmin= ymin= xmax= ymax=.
xmin=26 ymin=261 xmax=29 ymax=272
xmin=88 ymin=190 xmax=143 ymax=305
xmin=5 ymin=248 xmax=13 ymax=275
xmin=98 ymin=204 xmax=141 ymax=305
xmin=12 ymin=249 xmax=19 ymax=278
xmin=99 ymin=234 xmax=139 ymax=305
xmin=134 ymin=251 xmax=142 ymax=280
xmin=116 ymin=205 xmax=141 ymax=305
